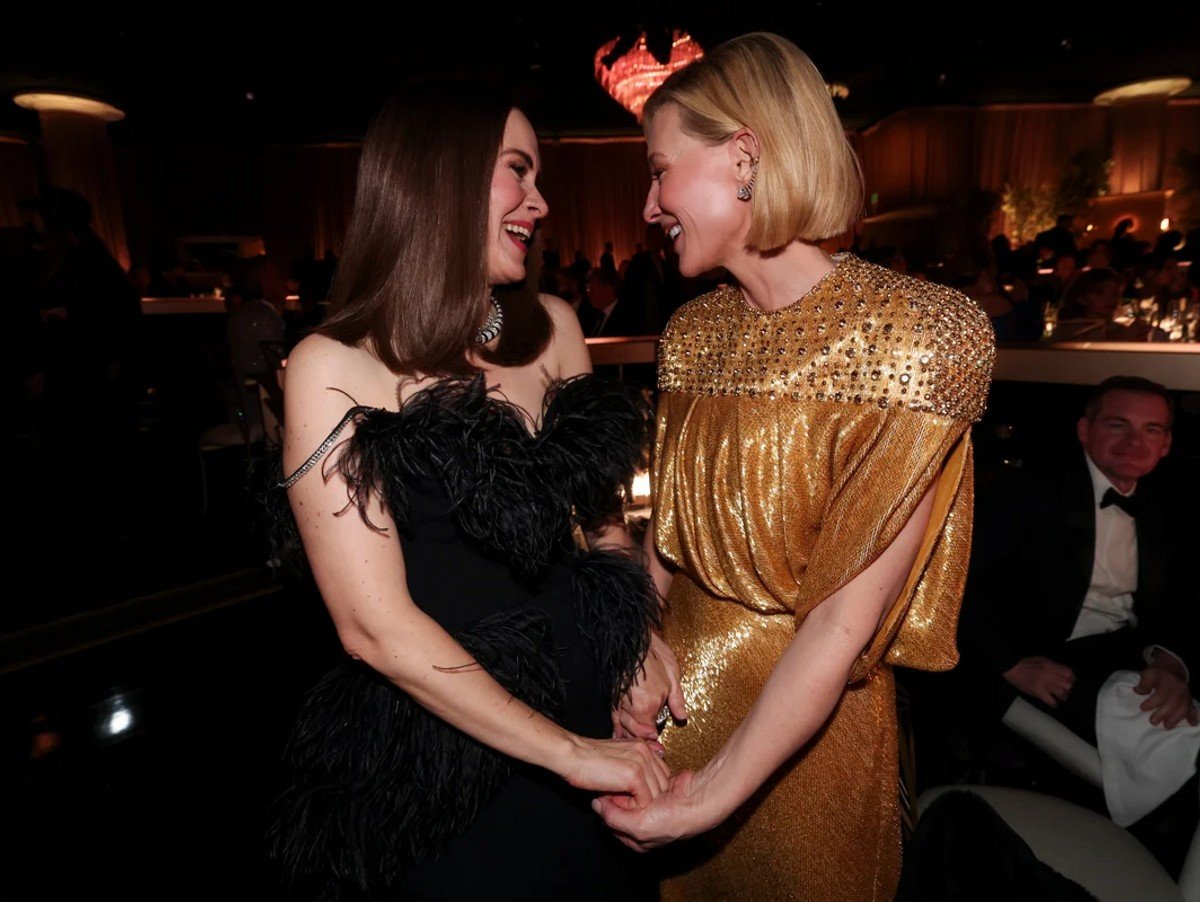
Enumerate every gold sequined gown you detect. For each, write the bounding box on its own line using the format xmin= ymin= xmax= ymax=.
xmin=651 ymin=253 xmax=995 ymax=901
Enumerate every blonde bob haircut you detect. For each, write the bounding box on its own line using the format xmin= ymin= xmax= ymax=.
xmin=643 ymin=32 xmax=864 ymax=250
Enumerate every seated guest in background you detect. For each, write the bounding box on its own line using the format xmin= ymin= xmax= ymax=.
xmin=969 ymin=259 xmax=1041 ymax=342
xmin=1111 ymin=218 xmax=1139 ymax=272
xmin=1048 ymin=251 xmax=1078 ymax=301
xmin=1027 ymin=250 xmax=1078 ymax=313
xmin=938 ymin=248 xmax=1040 ymax=342
xmin=958 ymin=376 xmax=1197 ymax=868
xmin=567 ymin=248 xmax=592 ymax=287
xmin=543 ymin=266 xmax=583 ymax=313
xmin=581 ymin=266 xmax=643 ymax=337
xmin=226 ymin=264 xmax=286 ymax=442
xmin=1054 ymin=267 xmax=1166 ymax=342
xmin=1035 ymin=214 xmax=1078 ymax=260
xmin=622 ymin=230 xmax=667 ymax=332
xmin=961 ymin=376 xmax=1195 ymax=741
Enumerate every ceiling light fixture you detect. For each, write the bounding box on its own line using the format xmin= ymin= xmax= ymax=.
xmin=1093 ymin=78 xmax=1191 ymax=106
xmin=594 ymin=29 xmax=703 ymax=123
xmin=13 ymin=92 xmax=125 ymax=122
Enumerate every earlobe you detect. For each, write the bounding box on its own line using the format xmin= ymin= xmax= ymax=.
xmin=736 ymin=159 xmax=759 ymax=202
xmin=728 ymin=129 xmax=760 ymax=170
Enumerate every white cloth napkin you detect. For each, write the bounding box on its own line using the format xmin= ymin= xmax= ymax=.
xmin=1096 ymin=669 xmax=1200 ymax=827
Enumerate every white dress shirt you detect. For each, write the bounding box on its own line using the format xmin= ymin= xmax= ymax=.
xmin=1070 ymin=455 xmax=1138 ymax=640
xmin=1068 ymin=454 xmax=1188 ymax=680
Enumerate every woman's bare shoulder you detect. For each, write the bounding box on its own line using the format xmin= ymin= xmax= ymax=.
xmin=285 ymin=333 xmax=396 ymax=409
xmin=538 ymin=292 xmax=582 ymax=331
xmin=538 ymin=292 xmax=590 ymax=378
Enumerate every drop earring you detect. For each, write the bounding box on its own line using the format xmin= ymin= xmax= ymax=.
xmin=737 ymin=157 xmax=759 ymax=202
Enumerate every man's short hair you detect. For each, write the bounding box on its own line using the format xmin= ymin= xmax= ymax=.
xmin=1083 ymin=376 xmax=1174 ymax=428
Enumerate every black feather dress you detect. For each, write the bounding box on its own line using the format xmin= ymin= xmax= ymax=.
xmin=265 ymin=372 xmax=660 ymax=901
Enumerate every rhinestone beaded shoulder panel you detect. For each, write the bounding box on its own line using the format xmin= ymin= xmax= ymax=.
xmin=657 ymin=254 xmax=995 ymax=422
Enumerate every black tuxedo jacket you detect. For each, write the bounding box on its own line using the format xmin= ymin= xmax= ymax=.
xmin=578 ymin=297 xmax=646 ymax=338
xmin=576 ymin=301 xmax=603 ymax=337
xmin=958 ymin=450 xmax=1194 ymax=682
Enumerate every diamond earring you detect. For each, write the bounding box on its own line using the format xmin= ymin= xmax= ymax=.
xmin=737 ymin=157 xmax=759 ymax=202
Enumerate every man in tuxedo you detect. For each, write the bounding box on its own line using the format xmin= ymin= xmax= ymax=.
xmin=578 ymin=267 xmax=645 ymax=337
xmin=960 ymin=376 xmax=1197 ymax=745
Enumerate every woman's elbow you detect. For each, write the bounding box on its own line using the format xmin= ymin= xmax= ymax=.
xmin=334 ymin=620 xmax=406 ymax=678
xmin=804 ymin=595 xmax=887 ymax=655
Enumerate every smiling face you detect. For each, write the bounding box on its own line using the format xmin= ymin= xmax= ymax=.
xmin=1082 ymin=278 xmax=1121 ymax=320
xmin=643 ymin=104 xmax=754 ymax=277
xmin=1077 ymin=389 xmax=1172 ymax=491
xmin=487 ymin=109 xmax=548 ymax=286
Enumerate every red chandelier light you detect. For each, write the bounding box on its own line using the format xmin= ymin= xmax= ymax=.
xmin=594 ymin=30 xmax=703 ymax=123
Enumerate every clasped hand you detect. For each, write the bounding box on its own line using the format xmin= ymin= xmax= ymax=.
xmin=558 ymin=629 xmax=688 ymax=810
xmin=612 ymin=630 xmax=687 ymax=739
xmin=590 ymin=629 xmax=710 ymax=851
xmin=592 ymin=769 xmax=722 ymax=851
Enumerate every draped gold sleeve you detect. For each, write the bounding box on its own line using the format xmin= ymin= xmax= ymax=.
xmin=793 ymin=407 xmax=975 ymax=681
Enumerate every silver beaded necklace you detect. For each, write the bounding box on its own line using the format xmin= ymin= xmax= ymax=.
xmin=474 ymin=293 xmax=503 ymax=345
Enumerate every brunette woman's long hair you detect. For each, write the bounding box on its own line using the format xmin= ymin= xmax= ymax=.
xmin=318 ymin=81 xmax=550 ymax=376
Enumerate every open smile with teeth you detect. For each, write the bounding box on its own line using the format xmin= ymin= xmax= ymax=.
xmin=667 ymin=224 xmax=682 ymax=240
xmin=503 ymin=222 xmax=533 ymax=251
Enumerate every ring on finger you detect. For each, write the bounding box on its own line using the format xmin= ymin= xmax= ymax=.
xmin=655 ymin=704 xmax=671 ymax=730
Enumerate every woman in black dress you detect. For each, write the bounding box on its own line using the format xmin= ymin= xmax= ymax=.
xmin=268 ymin=82 xmax=666 ymax=899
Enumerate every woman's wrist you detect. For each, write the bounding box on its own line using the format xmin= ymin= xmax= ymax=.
xmin=520 ymin=721 xmax=581 ymax=777
xmin=690 ymin=751 xmax=747 ymax=828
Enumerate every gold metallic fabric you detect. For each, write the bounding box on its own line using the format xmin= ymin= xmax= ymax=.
xmin=652 ymin=254 xmax=995 ymax=900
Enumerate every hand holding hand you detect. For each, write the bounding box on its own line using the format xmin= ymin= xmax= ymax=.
xmin=1133 ymin=665 xmax=1199 ymax=729
xmin=613 ymin=630 xmax=687 ymax=740
xmin=593 ymin=769 xmax=724 ymax=851
xmin=1003 ymin=656 xmax=1075 ymax=708
xmin=556 ymin=735 xmax=671 ymax=808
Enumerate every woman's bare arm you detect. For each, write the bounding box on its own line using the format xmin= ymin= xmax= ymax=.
xmin=283 ymin=335 xmax=669 ymax=805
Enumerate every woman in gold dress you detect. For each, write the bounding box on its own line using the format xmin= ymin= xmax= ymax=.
xmin=595 ymin=34 xmax=995 ymax=900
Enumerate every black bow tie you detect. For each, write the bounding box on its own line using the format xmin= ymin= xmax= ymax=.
xmin=1101 ymin=487 xmax=1139 ymax=518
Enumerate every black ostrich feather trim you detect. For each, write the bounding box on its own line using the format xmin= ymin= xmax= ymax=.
xmin=263 ymin=372 xmax=654 ymax=577
xmin=267 ymin=607 xmax=566 ymax=898
xmin=539 ymin=375 xmax=653 ymax=532
xmin=570 ymin=546 xmax=662 ymax=707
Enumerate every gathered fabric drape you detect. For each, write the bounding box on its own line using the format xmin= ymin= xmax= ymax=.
xmin=109 ymin=100 xmax=1200 ymax=273
xmin=261 ymin=144 xmax=361 ymax=263
xmin=536 ymin=137 xmax=650 ymax=268
xmin=1109 ymin=99 xmax=1168 ymax=195
xmin=856 ymin=101 xmax=1199 ymax=214
xmin=972 ymin=105 xmax=1109 ymax=195
xmin=1164 ymin=99 xmax=1200 ymax=191
xmin=173 ymin=138 xmax=653 ymax=273
xmin=855 ymin=107 xmax=974 ymax=210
